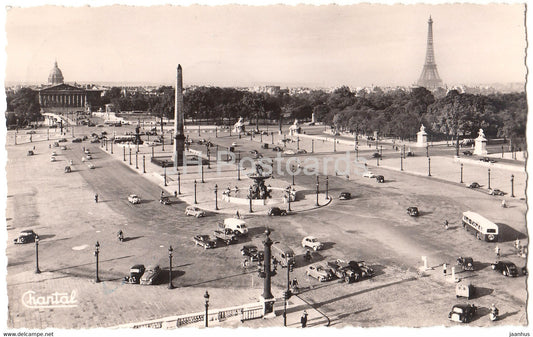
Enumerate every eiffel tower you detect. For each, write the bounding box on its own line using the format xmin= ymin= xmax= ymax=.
xmin=417 ymin=16 xmax=443 ymax=89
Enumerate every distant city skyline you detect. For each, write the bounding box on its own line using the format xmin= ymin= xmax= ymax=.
xmin=5 ymin=4 xmax=526 ymax=88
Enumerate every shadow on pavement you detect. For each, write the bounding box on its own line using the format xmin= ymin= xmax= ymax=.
xmin=38 ymin=234 xmax=56 ymax=240
xmin=320 ymin=242 xmax=336 ymax=250
xmin=496 ymin=223 xmax=527 ymax=242
xmin=470 ymin=286 xmax=494 ymax=299
xmin=329 ymin=307 xmax=372 ymax=326
xmin=499 ymin=310 xmax=520 ymax=321
xmin=122 ymin=236 xmax=143 ymax=242
xmin=47 ymin=255 xmax=134 ymax=273
xmin=182 ymin=270 xmax=256 ymax=287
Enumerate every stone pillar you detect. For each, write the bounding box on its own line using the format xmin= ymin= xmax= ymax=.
xmin=474 ymin=129 xmax=488 ymax=155
xmin=416 ymin=125 xmax=428 ymax=148
xmin=261 ymin=228 xmax=275 ymax=316
xmin=173 ymin=65 xmax=185 ymax=166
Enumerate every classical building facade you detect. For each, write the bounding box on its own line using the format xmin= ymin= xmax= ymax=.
xmin=37 ymin=61 xmax=102 ymax=113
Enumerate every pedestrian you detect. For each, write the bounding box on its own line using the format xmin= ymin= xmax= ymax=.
xmin=515 ymin=238 xmax=521 ymax=250
xmin=161 ymin=190 xmax=164 ymax=198
xmin=235 ymin=210 xmax=240 ymax=219
xmin=94 ymin=194 xmax=98 ymax=203
xmin=444 ymin=220 xmax=449 ymax=230
xmin=300 ymin=310 xmax=308 ymax=328
xmin=443 ymin=263 xmax=447 ymax=277
xmin=495 ymin=245 xmax=501 ymax=259
xmin=174 ymin=190 xmax=177 ymax=197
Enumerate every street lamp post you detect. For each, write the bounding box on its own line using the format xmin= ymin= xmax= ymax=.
xmin=129 ymin=148 xmax=132 ymax=165
xmin=249 ymin=186 xmax=253 ymax=213
xmin=400 ymin=151 xmax=403 ymax=171
xmin=426 ymin=144 xmax=429 ymax=157
xmin=164 ymin=166 xmax=167 ymax=186
xmin=326 ymin=176 xmax=329 ymax=199
xmin=271 ymin=132 xmax=274 ymax=145
xmin=191 ymin=178 xmax=198 ymax=204
xmin=151 ymin=146 xmax=154 ymax=158
xmin=488 ymin=168 xmax=491 ymax=189
xmin=35 ymin=235 xmax=41 ymax=274
xmin=511 ymin=174 xmax=515 ymax=197
xmin=204 ymin=291 xmax=210 ymax=328
xmin=292 ymin=166 xmax=295 ymax=186
xmin=287 ymin=189 xmax=291 ymax=212
xmin=428 ymin=157 xmax=431 ymax=176
xmin=168 ymin=246 xmax=174 ymax=289
xmin=297 ymin=137 xmax=300 ymax=150
xmin=214 ymin=184 xmax=219 ymax=210
xmin=178 ymin=171 xmax=181 ymax=194
xmin=460 ymin=163 xmax=463 ymax=183
xmin=312 ymin=139 xmax=314 ymax=153
xmin=207 ymin=148 xmax=211 ymax=169
xmin=94 ymin=241 xmax=100 ymax=283
xmin=162 ymin=137 xmax=165 ymax=152
xmin=123 ymin=146 xmax=126 ymax=161
xmin=315 ymin=175 xmax=319 ymax=206
xmin=237 ymin=161 xmax=241 ymax=181
xmin=111 ymin=141 xmax=113 ymax=154
xmin=334 ymin=137 xmax=336 ymax=152
xmin=135 ymin=153 xmax=138 ymax=169
xmin=201 ymin=164 xmax=205 ymax=183
xmin=143 ymin=155 xmax=146 ymax=173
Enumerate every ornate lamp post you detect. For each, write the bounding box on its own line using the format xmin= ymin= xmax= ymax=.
xmin=35 ymin=235 xmax=41 ymax=274
xmin=297 ymin=137 xmax=300 ymax=150
xmin=249 ymin=186 xmax=253 ymax=213
xmin=94 ymin=241 xmax=100 ymax=283
xmin=326 ymin=175 xmax=329 ymax=199
xmin=428 ymin=157 xmax=431 ymax=176
xmin=135 ymin=152 xmax=138 ymax=169
xmin=488 ymin=168 xmax=491 ymax=189
xmin=291 ymin=165 xmax=295 ymax=186
xmin=287 ymin=190 xmax=291 ymax=212
xmin=194 ymin=180 xmax=198 ymax=204
xmin=164 ymin=166 xmax=167 ymax=186
xmin=258 ymin=228 xmax=275 ymax=315
xmin=460 ymin=163 xmax=463 ymax=183
xmin=168 ymin=246 xmax=174 ymax=289
xmin=511 ymin=174 xmax=515 ymax=197
xmin=204 ymin=291 xmax=210 ymax=327
xmin=214 ymin=184 xmax=219 ymax=210
xmin=400 ymin=152 xmax=403 ymax=171
xmin=123 ymin=146 xmax=126 ymax=161
xmin=177 ymin=171 xmax=181 ymax=194
xmin=143 ymin=155 xmax=146 ymax=173
xmin=333 ymin=137 xmax=336 ymax=152
xmin=201 ymin=164 xmax=205 ymax=183
xmin=129 ymin=148 xmax=132 ymax=165
xmin=315 ymin=175 xmax=319 ymax=206
xmin=207 ymin=147 xmax=211 ymax=169
xmin=237 ymin=160 xmax=241 ymax=181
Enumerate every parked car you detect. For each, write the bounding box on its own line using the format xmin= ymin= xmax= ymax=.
xmin=339 ymin=192 xmax=351 ymax=200
xmin=326 ymin=259 xmax=361 ymax=283
xmin=185 ymin=206 xmax=206 ymax=217
xmin=58 ymin=138 xmax=68 ymax=143
xmin=268 ymin=207 xmax=287 ymax=216
xmin=456 ymin=257 xmax=475 ymax=271
xmin=407 ymin=207 xmax=419 ymax=217
xmin=50 ymin=157 xmax=56 ymax=162
xmin=87 ymin=163 xmax=95 ymax=169
xmin=306 ymin=263 xmax=334 ymax=282
xmin=52 ymin=142 xmax=59 ymax=147
xmin=240 ymin=245 xmax=264 ymax=262
xmin=128 ymin=194 xmax=141 ymax=204
xmin=51 ymin=151 xmax=57 ymax=156
xmin=301 ymin=236 xmax=323 ymax=251
xmin=213 ymin=228 xmax=238 ymax=245
xmin=193 ymin=235 xmax=217 ymax=249
xmin=488 ymin=188 xmax=505 ymax=196
xmin=13 ymin=230 xmax=37 ymax=244
xmin=124 ymin=264 xmax=145 ymax=284
xmin=160 ymin=196 xmax=171 ymax=205
xmin=362 ymin=171 xmax=375 ymax=178
xmin=372 ymin=152 xmax=382 ymax=158
xmin=448 ymin=304 xmax=477 ymax=323
xmin=27 ymin=150 xmax=34 ymax=156
xmin=84 ymin=149 xmax=90 ymax=154
xmin=376 ymin=175 xmax=385 ymax=183
xmin=60 ymin=146 xmax=67 ymax=150
xmin=406 ymin=151 xmax=415 ymax=157
xmin=86 ymin=154 xmax=92 ymax=160
xmin=297 ymin=149 xmax=307 ymax=154
xmin=491 ymin=261 xmax=519 ymax=277
xmin=64 ymin=166 xmax=72 ymax=173
xmin=468 ymin=182 xmax=481 ymax=189
xmin=272 ymin=146 xmax=283 ymax=152
xmin=463 ymin=150 xmax=473 ymax=156
xmin=72 ymin=138 xmax=82 ymax=143
xmin=480 ymin=157 xmax=496 ymax=163
xmin=284 ymin=150 xmax=295 ymax=155
xmin=140 ymin=265 xmax=162 ymax=285
xmin=350 ymin=261 xmax=374 ymax=278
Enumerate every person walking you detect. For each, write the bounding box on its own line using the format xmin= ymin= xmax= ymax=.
xmin=444 ymin=220 xmax=449 ymax=230
xmin=495 ymin=245 xmax=501 ymax=259
xmin=443 ymin=263 xmax=447 ymax=277
xmin=300 ymin=310 xmax=308 ymax=328
xmin=94 ymin=194 xmax=99 ymax=203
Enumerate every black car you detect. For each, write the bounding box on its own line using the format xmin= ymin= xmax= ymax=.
xmin=407 ymin=207 xmax=419 ymax=217
xmin=160 ymin=196 xmax=171 ymax=205
xmin=376 ymin=175 xmax=385 ymax=183
xmin=456 ymin=257 xmax=474 ymax=271
xmin=124 ymin=264 xmax=145 ymax=284
xmin=372 ymin=152 xmax=382 ymax=158
xmin=463 ymin=150 xmax=473 ymax=156
xmin=240 ymin=245 xmax=264 ymax=262
xmin=14 ymin=230 xmax=38 ymax=244
xmin=491 ymin=261 xmax=519 ymax=277
xmin=72 ymin=138 xmax=82 ymax=143
xmin=480 ymin=157 xmax=497 ymax=163
xmin=448 ymin=304 xmax=477 ymax=323
xmin=272 ymin=146 xmax=283 ymax=152
xmin=339 ymin=192 xmax=351 ymax=200
xmin=406 ymin=151 xmax=415 ymax=157
xmin=468 ymin=182 xmax=480 ymax=189
xmin=268 ymin=207 xmax=287 ymax=216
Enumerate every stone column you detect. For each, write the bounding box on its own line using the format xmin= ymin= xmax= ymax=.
xmin=173 ymin=64 xmax=185 ymax=166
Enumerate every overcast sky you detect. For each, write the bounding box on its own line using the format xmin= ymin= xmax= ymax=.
xmin=4 ymin=3 xmax=526 ymax=87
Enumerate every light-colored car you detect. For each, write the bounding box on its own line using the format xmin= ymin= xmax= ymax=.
xmin=362 ymin=171 xmax=375 ymax=178
xmin=87 ymin=163 xmax=95 ymax=169
xmin=86 ymin=154 xmax=92 ymax=160
xmin=283 ymin=149 xmax=295 ymax=155
xmin=84 ymin=149 xmax=90 ymax=154
xmin=223 ymin=218 xmax=248 ymax=236
xmin=306 ymin=263 xmax=334 ymax=282
xmin=231 ymin=142 xmax=237 ymax=146
xmin=50 ymin=156 xmax=56 ymax=162
xmin=185 ymin=206 xmax=206 ymax=217
xmin=51 ymin=151 xmax=57 ymax=156
xmin=302 ymin=236 xmax=323 ymax=251
xmin=60 ymin=146 xmax=67 ymax=150
xmin=128 ymin=194 xmax=141 ymax=204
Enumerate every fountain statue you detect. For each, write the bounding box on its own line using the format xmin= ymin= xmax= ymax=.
xmin=289 ymin=119 xmax=301 ymax=136
xmin=247 ymin=162 xmax=272 ymax=200
xmin=233 ymin=117 xmax=246 ymax=135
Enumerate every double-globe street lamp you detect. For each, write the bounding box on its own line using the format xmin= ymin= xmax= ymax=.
xmin=204 ymin=291 xmax=210 ymax=327
xmin=168 ymin=246 xmax=174 ymax=289
xmin=35 ymin=235 xmax=41 ymax=274
xmin=94 ymin=241 xmax=100 ymax=283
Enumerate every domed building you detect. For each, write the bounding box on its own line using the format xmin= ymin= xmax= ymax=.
xmin=47 ymin=61 xmax=64 ymax=85
xmin=37 ymin=61 xmax=102 ymax=114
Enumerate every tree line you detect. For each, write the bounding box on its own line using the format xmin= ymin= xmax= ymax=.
xmin=5 ymin=85 xmax=526 ymax=147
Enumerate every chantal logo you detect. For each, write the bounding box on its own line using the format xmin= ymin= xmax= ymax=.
xmin=21 ymin=290 xmax=78 ymax=308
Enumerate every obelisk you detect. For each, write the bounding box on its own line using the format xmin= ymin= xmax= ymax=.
xmin=173 ymin=65 xmax=185 ymax=166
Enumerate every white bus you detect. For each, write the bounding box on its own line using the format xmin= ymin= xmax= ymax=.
xmin=462 ymin=211 xmax=499 ymax=242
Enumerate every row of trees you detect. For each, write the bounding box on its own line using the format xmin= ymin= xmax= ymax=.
xmin=5 ymin=85 xmax=526 ymax=147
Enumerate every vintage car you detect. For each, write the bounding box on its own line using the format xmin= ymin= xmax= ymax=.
xmin=372 ymin=152 xmax=382 ymax=158
xmin=82 ymin=135 xmax=89 ymax=140
xmin=339 ymin=192 xmax=351 ymax=200
xmin=468 ymin=182 xmax=481 ymax=189
xmin=87 ymin=163 xmax=95 ymax=169
xmin=52 ymin=142 xmax=60 ymax=147
xmin=376 ymin=175 xmax=385 ymax=183
xmin=327 ymin=259 xmax=361 ymax=283
xmin=64 ymin=166 xmax=72 ymax=173
xmin=13 ymin=230 xmax=38 ymax=244
xmin=406 ymin=151 xmax=415 ymax=157
xmin=90 ymin=138 xmax=100 ymax=143
xmin=306 ymin=263 xmax=334 ymax=282
xmin=455 ymin=282 xmax=475 ymax=299
xmin=60 ymin=146 xmax=67 ymax=150
xmin=139 ymin=265 xmax=162 ymax=285
xmin=240 ymin=245 xmax=264 ymax=262
xmin=128 ymin=194 xmax=141 ymax=204
xmin=350 ymin=261 xmax=374 ymax=278
xmin=84 ymin=149 xmax=90 ymax=154
xmin=213 ymin=228 xmax=238 ymax=245
xmin=193 ymin=235 xmax=217 ymax=249
xmin=491 ymin=261 xmax=519 ymax=277
xmin=160 ymin=196 xmax=171 ymax=205
xmin=268 ymin=207 xmax=287 ymax=216
xmin=51 ymin=151 xmax=57 ymax=156
xmin=301 ymin=236 xmax=323 ymax=251
xmin=296 ymin=149 xmax=307 ymax=154
xmin=488 ymin=188 xmax=505 ymax=196
xmin=272 ymin=146 xmax=283 ymax=152
xmin=185 ymin=206 xmax=206 ymax=217
xmin=50 ymin=156 xmax=56 ymax=162
xmin=463 ymin=150 xmax=473 ymax=156
xmin=284 ymin=150 xmax=296 ymax=155
xmin=456 ymin=257 xmax=475 ymax=271
xmin=86 ymin=154 xmax=93 ymax=160
xmin=362 ymin=171 xmax=375 ymax=178
xmin=448 ymin=304 xmax=477 ymax=323
xmin=480 ymin=157 xmax=497 ymax=163
xmin=231 ymin=142 xmax=238 ymax=146
xmin=58 ymin=138 xmax=68 ymax=143
xmin=124 ymin=264 xmax=145 ymax=284
xmin=27 ymin=150 xmax=34 ymax=156
xmin=72 ymin=138 xmax=82 ymax=143
xmin=407 ymin=207 xmax=419 ymax=217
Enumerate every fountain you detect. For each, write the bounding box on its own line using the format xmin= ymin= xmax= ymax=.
xmin=247 ymin=163 xmax=272 ymax=200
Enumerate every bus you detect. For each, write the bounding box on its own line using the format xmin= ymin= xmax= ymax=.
xmin=461 ymin=211 xmax=499 ymax=242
